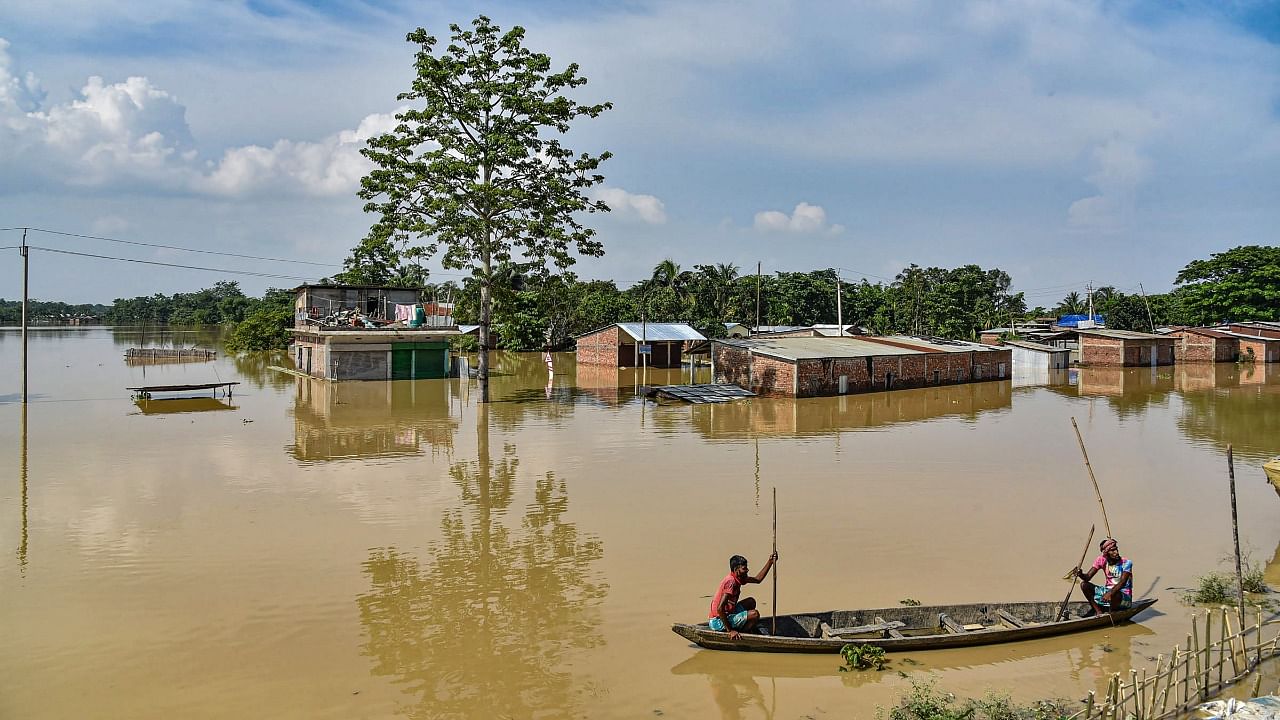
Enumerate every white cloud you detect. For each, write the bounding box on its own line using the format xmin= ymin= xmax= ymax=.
xmin=753 ymin=202 xmax=843 ymax=234
xmin=592 ymin=186 xmax=667 ymax=224
xmin=1068 ymin=139 xmax=1152 ymax=229
xmin=0 ymin=39 xmax=394 ymax=197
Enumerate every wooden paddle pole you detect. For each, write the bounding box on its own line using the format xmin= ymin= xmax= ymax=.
xmin=1071 ymin=417 xmax=1112 ymax=538
xmin=771 ymin=485 xmax=777 ymax=635
xmin=1227 ymin=445 xmax=1245 ymax=613
xmin=1058 ymin=524 xmax=1095 ymax=621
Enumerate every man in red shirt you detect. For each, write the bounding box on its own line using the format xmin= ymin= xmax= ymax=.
xmin=709 ymin=551 xmax=778 ymax=640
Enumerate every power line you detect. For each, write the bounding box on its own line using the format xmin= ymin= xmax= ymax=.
xmin=28 ymin=246 xmax=315 ymax=281
xmin=15 ymin=227 xmax=340 ymax=268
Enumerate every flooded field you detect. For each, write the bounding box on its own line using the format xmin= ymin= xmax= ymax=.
xmin=2 ymin=327 xmax=1278 ymax=719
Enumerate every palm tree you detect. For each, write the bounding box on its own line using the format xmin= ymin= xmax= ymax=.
xmin=1059 ymin=291 xmax=1084 ymax=316
xmin=651 ymin=259 xmax=681 ymax=288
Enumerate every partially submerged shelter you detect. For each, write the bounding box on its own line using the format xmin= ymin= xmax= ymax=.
xmin=574 ymin=323 xmax=706 ymax=368
xmin=290 ymin=285 xmax=462 ymax=381
xmin=711 ymin=335 xmax=1010 ymax=398
xmin=1168 ymin=327 xmax=1239 ymax=363
xmin=1005 ymin=340 xmax=1071 ymax=370
xmin=1074 ymin=329 xmax=1174 ymax=367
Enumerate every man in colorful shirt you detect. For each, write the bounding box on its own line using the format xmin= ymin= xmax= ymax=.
xmin=1076 ymin=537 xmax=1133 ymax=615
xmin=709 ymin=551 xmax=778 ymax=640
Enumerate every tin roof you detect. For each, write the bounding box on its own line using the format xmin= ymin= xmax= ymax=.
xmin=1074 ymin=328 xmax=1171 ymax=341
xmin=715 ymin=336 xmax=923 ymax=361
xmin=1170 ymin=327 xmax=1236 ymax=340
xmin=873 ymin=335 xmax=1004 ymax=354
xmin=1004 ymin=340 xmax=1069 ymax=353
xmin=573 ymin=322 xmax=706 ymax=342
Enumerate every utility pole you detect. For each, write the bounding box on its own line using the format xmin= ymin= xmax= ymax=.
xmin=754 ymin=261 xmax=762 ymax=334
xmin=1086 ymin=282 xmax=1095 ymax=328
xmin=1138 ymin=283 xmax=1155 ymax=332
xmin=835 ymin=272 xmax=844 ymax=336
xmin=21 ymin=228 xmax=29 ymax=404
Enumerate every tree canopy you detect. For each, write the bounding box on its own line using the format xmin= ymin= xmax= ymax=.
xmin=359 ymin=15 xmax=612 ymax=400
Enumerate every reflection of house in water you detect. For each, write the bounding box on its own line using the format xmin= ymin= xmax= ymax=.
xmin=681 ymin=381 xmax=1012 ymax=440
xmin=573 ymin=362 xmax=709 ymax=406
xmin=1172 ymin=362 xmax=1250 ymax=392
xmin=290 ymin=377 xmax=459 ymax=462
xmin=1073 ymin=367 xmax=1174 ymax=397
xmin=1175 ymin=368 xmax=1280 ymax=461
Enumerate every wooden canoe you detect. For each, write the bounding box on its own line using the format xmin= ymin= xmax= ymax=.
xmin=671 ymin=598 xmax=1157 ymax=653
xmin=1264 ymin=457 xmax=1280 ymax=496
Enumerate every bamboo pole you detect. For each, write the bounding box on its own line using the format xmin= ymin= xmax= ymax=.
xmin=771 ymin=485 xmax=777 ymax=636
xmin=1219 ymin=607 xmax=1229 ymax=686
xmin=1084 ymin=690 xmax=1095 ymax=720
xmin=1059 ymin=524 xmax=1096 ymax=621
xmin=1184 ymin=632 xmax=1193 ymax=704
xmin=1130 ymin=669 xmax=1141 ymax=719
xmin=1071 ymin=418 xmax=1112 ymax=537
xmin=1159 ymin=646 xmax=1177 ymax=714
xmin=1255 ymin=605 xmax=1264 ymax=667
xmin=1227 ymin=446 xmax=1246 ymax=614
xmin=1150 ymin=654 xmax=1164 ymax=714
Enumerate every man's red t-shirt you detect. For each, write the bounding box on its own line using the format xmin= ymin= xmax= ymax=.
xmin=709 ymin=572 xmax=741 ymax=619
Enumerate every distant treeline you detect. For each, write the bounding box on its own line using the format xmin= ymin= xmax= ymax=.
xmin=0 ymin=299 xmax=110 ymax=323
xmin=5 ymin=245 xmax=1276 ymax=353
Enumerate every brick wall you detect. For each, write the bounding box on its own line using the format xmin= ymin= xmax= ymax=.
xmin=1172 ymin=331 xmax=1237 ymax=363
xmin=1081 ymin=336 xmax=1174 ymax=366
xmin=1081 ymin=336 xmax=1125 ymax=366
xmin=576 ymin=326 xmax=622 ymax=366
xmin=713 ymin=345 xmax=796 ymax=396
xmin=1237 ymin=337 xmax=1280 ymax=363
xmin=971 ymin=349 xmax=1012 ymax=380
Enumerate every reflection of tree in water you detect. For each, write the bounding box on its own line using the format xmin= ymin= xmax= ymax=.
xmin=357 ymin=408 xmax=607 ymax=718
xmin=1177 ymin=384 xmax=1280 ymax=461
xmin=233 ymin=350 xmax=294 ymax=390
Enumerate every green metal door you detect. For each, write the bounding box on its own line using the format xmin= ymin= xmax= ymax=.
xmin=392 ymin=342 xmax=448 ymax=379
xmin=391 ymin=348 xmax=414 ymax=380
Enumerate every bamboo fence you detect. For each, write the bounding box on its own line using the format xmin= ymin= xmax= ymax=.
xmin=124 ymin=348 xmax=216 ymax=364
xmin=1066 ymin=606 xmax=1280 ymax=720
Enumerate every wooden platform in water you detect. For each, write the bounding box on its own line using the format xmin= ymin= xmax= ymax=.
xmin=127 ymin=382 xmax=239 ymax=398
xmin=641 ymin=383 xmax=755 ymax=404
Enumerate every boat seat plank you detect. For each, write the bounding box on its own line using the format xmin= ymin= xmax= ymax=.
xmin=875 ymin=616 xmax=906 ymax=639
xmin=826 ymin=620 xmax=906 ymax=637
xmin=939 ymin=614 xmax=967 ymax=634
xmin=995 ymin=608 xmax=1027 ymax=628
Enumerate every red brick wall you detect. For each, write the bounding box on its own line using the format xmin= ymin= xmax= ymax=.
xmin=1081 ymin=336 xmax=1174 ymax=366
xmin=1238 ymin=337 xmax=1280 ymax=363
xmin=979 ymin=332 xmax=1002 ymax=345
xmin=576 ymin=327 xmax=622 ymax=366
xmin=1171 ymin=331 xmax=1237 ymax=363
xmin=971 ymin=349 xmax=1012 ymax=380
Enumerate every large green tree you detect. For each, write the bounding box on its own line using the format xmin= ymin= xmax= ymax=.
xmin=360 ymin=16 xmax=612 ymax=402
xmin=1174 ymin=245 xmax=1280 ymax=325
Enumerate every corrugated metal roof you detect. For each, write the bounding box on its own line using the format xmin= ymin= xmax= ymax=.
xmin=616 ymin=323 xmax=706 ymax=342
xmin=1169 ymin=327 xmax=1235 ymax=340
xmin=715 ymin=337 xmax=921 ymax=361
xmin=873 ymin=335 xmax=1004 ymax=353
xmin=1004 ymin=340 xmax=1069 ymax=353
xmin=1075 ymin=328 xmax=1171 ymax=340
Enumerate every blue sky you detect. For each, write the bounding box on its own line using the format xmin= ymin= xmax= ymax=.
xmin=1 ymin=0 xmax=1278 ymax=306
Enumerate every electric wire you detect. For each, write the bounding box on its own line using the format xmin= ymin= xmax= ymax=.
xmin=28 ymin=246 xmax=315 ymax=281
xmin=19 ymin=227 xmax=339 ymax=268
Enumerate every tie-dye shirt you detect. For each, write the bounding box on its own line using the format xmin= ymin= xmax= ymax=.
xmin=1091 ymin=555 xmax=1133 ymax=597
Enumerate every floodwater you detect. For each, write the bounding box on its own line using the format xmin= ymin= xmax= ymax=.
xmin=2 ymin=327 xmax=1278 ymax=719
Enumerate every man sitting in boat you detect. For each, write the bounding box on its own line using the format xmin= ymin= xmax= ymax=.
xmin=1075 ymin=538 xmax=1132 ymax=615
xmin=709 ymin=552 xmax=777 ymax=639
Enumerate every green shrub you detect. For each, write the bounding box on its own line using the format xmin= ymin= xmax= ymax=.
xmin=226 ymin=303 xmax=293 ymax=353
xmin=879 ymin=681 xmax=1074 ymax=720
xmin=1182 ymin=565 xmax=1272 ymax=605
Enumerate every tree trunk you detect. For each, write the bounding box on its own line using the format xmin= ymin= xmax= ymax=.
xmin=479 ymin=255 xmax=492 ymax=404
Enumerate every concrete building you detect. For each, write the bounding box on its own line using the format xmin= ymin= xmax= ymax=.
xmin=1075 ymin=329 xmax=1174 ymax=367
xmin=711 ymin=335 xmax=1011 ymax=398
xmin=574 ymin=323 xmax=706 ymax=368
xmin=1168 ymin=327 xmax=1239 ymax=363
xmin=289 ymin=285 xmax=462 ymax=381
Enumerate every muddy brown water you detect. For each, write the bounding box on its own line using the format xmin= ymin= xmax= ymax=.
xmin=2 ymin=328 xmax=1278 ymax=719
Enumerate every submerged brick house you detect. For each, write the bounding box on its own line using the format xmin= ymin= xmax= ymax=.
xmin=1075 ymin=329 xmax=1175 ymax=367
xmin=1218 ymin=322 xmax=1280 ymax=363
xmin=1168 ymin=327 xmax=1239 ymax=363
xmin=711 ymin=335 xmax=1011 ymax=398
xmin=574 ymin=323 xmax=706 ymax=368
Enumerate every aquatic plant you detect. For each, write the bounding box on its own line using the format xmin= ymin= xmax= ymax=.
xmin=877 ymin=680 xmax=1074 ymax=720
xmin=899 ymin=598 xmax=922 ymax=606
xmin=839 ymin=643 xmax=887 ymax=671
xmin=1181 ymin=565 xmax=1272 ymax=605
